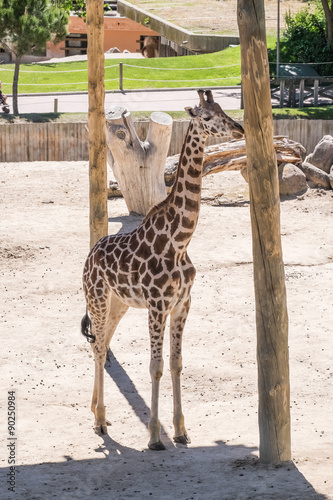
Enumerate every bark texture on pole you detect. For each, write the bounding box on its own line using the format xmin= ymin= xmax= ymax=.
xmin=87 ymin=0 xmax=108 ymax=249
xmin=106 ymin=106 xmax=172 ymax=215
xmin=237 ymin=0 xmax=291 ymax=464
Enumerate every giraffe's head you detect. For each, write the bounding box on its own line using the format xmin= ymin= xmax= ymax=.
xmin=185 ymin=89 xmax=244 ymax=139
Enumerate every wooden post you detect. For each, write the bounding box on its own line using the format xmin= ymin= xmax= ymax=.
xmin=314 ymin=79 xmax=319 ymax=107
xmin=86 ymin=0 xmax=108 ymax=249
xmin=106 ymin=106 xmax=172 ymax=215
xmin=279 ymin=79 xmax=285 ymax=108
xmin=237 ymin=0 xmax=291 ymax=464
xmin=299 ymin=79 xmax=304 ymax=108
xmin=119 ymin=62 xmax=123 ymax=91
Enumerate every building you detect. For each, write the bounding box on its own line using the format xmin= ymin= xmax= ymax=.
xmin=0 ymin=3 xmax=158 ymax=63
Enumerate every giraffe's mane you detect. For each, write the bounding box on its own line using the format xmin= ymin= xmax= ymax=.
xmin=142 ymin=119 xmax=194 ymax=224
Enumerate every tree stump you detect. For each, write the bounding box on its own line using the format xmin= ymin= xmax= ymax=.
xmin=106 ymin=106 xmax=172 ymax=215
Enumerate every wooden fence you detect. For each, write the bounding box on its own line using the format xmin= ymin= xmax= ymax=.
xmin=0 ymin=119 xmax=332 ymax=163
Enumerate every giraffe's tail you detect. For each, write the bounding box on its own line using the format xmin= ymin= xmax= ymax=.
xmin=81 ymin=311 xmax=96 ymax=343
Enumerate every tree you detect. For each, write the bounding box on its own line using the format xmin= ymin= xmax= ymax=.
xmin=0 ymin=0 xmax=68 ymax=114
xmin=58 ymin=0 xmax=116 ymax=19
xmin=269 ymin=3 xmax=333 ymax=76
xmin=321 ymin=0 xmax=333 ymax=45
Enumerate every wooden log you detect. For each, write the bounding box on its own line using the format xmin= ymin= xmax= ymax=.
xmin=164 ymin=137 xmax=305 ymax=184
xmin=108 ymin=136 xmax=305 ymax=197
xmin=106 ymin=105 xmax=172 ymax=215
xmin=87 ymin=0 xmax=108 ymax=249
xmin=238 ymin=0 xmax=291 ymax=464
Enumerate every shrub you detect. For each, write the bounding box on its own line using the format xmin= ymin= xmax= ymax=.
xmin=269 ymin=6 xmax=333 ymax=76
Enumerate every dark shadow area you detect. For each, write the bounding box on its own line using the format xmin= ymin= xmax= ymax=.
xmin=279 ymin=189 xmax=308 ymax=202
xmin=3 ymin=350 xmax=326 ymax=499
xmin=216 ymin=89 xmax=242 ymax=100
xmin=105 ymin=350 xmax=174 ymax=448
xmin=210 ymin=199 xmax=250 ymax=208
xmin=108 ymin=213 xmax=143 ymax=235
xmin=0 ymin=113 xmax=62 ymax=123
xmin=2 ymin=439 xmax=328 ymax=500
xmin=24 ymin=62 xmax=58 ymax=69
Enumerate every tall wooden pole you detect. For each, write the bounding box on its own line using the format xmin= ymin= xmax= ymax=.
xmin=237 ymin=0 xmax=291 ymax=463
xmin=87 ymin=0 xmax=108 ymax=248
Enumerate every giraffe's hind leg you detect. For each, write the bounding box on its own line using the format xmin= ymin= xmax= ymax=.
xmin=89 ymin=292 xmax=129 ymax=433
xmin=88 ymin=313 xmax=109 ymax=434
xmin=85 ymin=281 xmax=111 ymax=434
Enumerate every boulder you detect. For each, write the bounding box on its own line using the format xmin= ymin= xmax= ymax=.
xmin=278 ymin=163 xmax=307 ymax=195
xmin=106 ymin=47 xmax=120 ymax=53
xmin=305 ymin=135 xmax=333 ymax=174
xmin=300 ymin=161 xmax=331 ymax=189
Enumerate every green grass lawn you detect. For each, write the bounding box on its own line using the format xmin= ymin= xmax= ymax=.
xmin=0 ymin=37 xmax=279 ymax=94
xmin=0 ymin=38 xmax=276 ymax=94
xmin=1 ymin=50 xmax=242 ymax=93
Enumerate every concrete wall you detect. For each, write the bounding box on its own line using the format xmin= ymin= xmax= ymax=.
xmin=0 ymin=119 xmax=331 ymax=163
xmin=117 ymin=0 xmax=240 ymax=54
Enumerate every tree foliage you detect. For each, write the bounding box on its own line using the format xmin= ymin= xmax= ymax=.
xmin=269 ymin=3 xmax=333 ymax=76
xmin=56 ymin=0 xmax=116 ymax=18
xmin=0 ymin=0 xmax=68 ymax=113
xmin=0 ymin=0 xmax=68 ymax=56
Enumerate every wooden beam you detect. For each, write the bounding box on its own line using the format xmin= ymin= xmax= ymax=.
xmin=237 ymin=0 xmax=291 ymax=464
xmin=87 ymin=0 xmax=108 ymax=248
xmin=299 ymin=79 xmax=305 ymax=108
xmin=279 ymin=79 xmax=285 ymax=108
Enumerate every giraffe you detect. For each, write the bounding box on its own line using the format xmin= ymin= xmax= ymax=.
xmin=81 ymin=89 xmax=244 ymax=450
xmin=141 ymin=36 xmax=159 ymax=58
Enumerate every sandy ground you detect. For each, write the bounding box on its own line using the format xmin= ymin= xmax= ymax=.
xmin=1 ymin=160 xmax=332 ymax=500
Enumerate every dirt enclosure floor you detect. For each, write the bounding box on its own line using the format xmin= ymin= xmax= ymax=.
xmin=1 ymin=161 xmax=332 ymax=500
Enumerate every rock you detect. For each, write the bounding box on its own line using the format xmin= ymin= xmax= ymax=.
xmin=300 ymin=161 xmax=331 ymax=189
xmin=278 ymin=163 xmax=307 ymax=195
xmin=241 ymin=163 xmax=307 ymax=195
xmin=105 ymin=47 xmax=120 ymax=53
xmin=305 ymin=135 xmax=333 ymax=174
xmin=330 ymin=165 xmax=333 ymax=190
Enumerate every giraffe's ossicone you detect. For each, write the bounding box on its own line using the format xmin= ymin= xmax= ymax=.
xmin=81 ymin=89 xmax=244 ymax=450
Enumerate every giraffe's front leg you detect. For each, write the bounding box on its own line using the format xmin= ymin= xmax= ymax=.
xmin=170 ymin=295 xmax=191 ymax=445
xmin=148 ymin=309 xmax=167 ymax=450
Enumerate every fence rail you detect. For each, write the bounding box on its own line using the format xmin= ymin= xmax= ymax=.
xmin=0 ymin=62 xmax=242 ymax=93
xmin=0 ymin=119 xmax=331 ymax=163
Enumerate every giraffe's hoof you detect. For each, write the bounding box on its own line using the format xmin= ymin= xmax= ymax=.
xmin=106 ymin=419 xmax=111 ymax=426
xmin=173 ymin=433 xmax=191 ymax=445
xmin=148 ymin=440 xmax=166 ymax=451
xmin=94 ymin=423 xmax=108 ymax=435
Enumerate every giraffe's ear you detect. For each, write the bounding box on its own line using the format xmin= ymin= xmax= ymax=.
xmin=185 ymin=106 xmax=197 ymax=117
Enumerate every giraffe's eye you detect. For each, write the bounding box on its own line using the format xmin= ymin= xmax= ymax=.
xmin=203 ymin=116 xmax=212 ymax=122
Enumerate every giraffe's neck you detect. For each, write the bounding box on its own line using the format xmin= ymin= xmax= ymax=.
xmin=166 ymin=121 xmax=206 ymax=249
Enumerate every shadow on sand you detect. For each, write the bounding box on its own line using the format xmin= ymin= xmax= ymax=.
xmin=108 ymin=213 xmax=143 ymax=235
xmin=4 ymin=350 xmax=329 ymax=500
